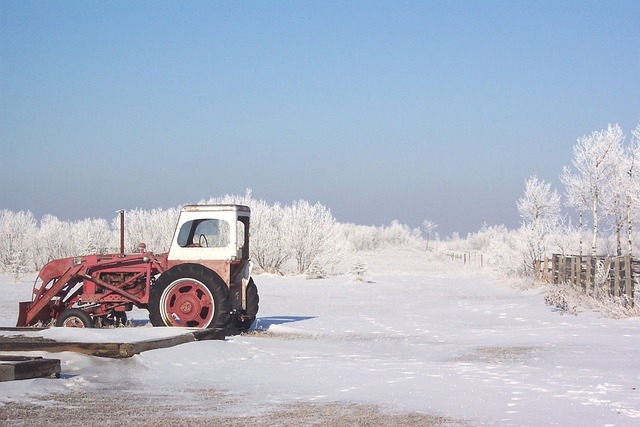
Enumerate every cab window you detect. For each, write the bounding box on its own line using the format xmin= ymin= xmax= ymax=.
xmin=177 ymin=219 xmax=230 ymax=248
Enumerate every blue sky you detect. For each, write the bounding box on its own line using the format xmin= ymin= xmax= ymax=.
xmin=1 ymin=1 xmax=639 ymax=236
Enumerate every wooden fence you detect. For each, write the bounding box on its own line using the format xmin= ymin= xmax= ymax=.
xmin=535 ymin=254 xmax=638 ymax=302
xmin=444 ymin=251 xmax=484 ymax=267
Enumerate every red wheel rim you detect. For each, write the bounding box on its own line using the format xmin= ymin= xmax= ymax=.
xmin=160 ymin=279 xmax=214 ymax=328
xmin=62 ymin=317 xmax=87 ymax=328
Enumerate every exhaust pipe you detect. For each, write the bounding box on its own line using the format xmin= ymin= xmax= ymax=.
xmin=118 ymin=209 xmax=125 ymax=255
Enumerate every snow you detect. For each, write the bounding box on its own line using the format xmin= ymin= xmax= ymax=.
xmin=1 ymin=250 xmax=639 ymax=426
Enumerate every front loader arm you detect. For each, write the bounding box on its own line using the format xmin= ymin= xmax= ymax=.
xmin=17 ymin=262 xmax=85 ymax=326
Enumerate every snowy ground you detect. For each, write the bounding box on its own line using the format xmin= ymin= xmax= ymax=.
xmin=0 ymin=250 xmax=639 ymax=426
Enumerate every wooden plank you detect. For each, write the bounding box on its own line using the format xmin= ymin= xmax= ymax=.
xmin=0 ymin=356 xmax=60 ymax=382
xmin=119 ymin=334 xmax=196 ymax=358
xmin=13 ymin=358 xmax=60 ymax=380
xmin=0 ymin=329 xmax=223 ymax=359
xmin=0 ymin=341 xmax=123 ymax=358
xmin=0 ymin=364 xmax=14 ymax=382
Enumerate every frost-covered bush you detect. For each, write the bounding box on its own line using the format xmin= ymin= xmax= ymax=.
xmin=544 ymin=288 xmax=577 ymax=315
xmin=341 ymin=223 xmax=380 ymax=251
xmin=349 ymin=258 xmax=367 ymax=282
xmin=467 ymin=224 xmax=521 ymax=276
xmin=306 ymin=261 xmax=326 ymax=280
xmin=379 ymin=220 xmax=414 ymax=248
xmin=342 ymin=220 xmax=425 ymax=252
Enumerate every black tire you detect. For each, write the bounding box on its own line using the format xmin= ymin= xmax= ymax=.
xmin=56 ymin=308 xmax=94 ymax=328
xmin=235 ymin=278 xmax=259 ymax=332
xmin=148 ymin=263 xmax=231 ymax=329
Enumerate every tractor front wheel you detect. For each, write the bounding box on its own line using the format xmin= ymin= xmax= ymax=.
xmin=56 ymin=309 xmax=94 ymax=328
xmin=149 ymin=264 xmax=231 ymax=329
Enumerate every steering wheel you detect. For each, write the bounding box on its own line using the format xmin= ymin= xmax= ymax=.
xmin=198 ymin=234 xmax=208 ymax=247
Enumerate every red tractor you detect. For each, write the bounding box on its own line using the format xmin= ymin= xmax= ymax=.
xmin=17 ymin=205 xmax=259 ymax=333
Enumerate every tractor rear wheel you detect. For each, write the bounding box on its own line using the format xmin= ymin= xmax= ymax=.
xmin=149 ymin=264 xmax=231 ymax=329
xmin=56 ymin=309 xmax=94 ymax=328
xmin=235 ymin=279 xmax=259 ymax=332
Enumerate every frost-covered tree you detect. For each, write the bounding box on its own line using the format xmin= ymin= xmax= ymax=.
xmin=0 ymin=210 xmax=37 ymax=280
xmin=516 ymin=175 xmax=561 ymax=273
xmin=201 ymin=188 xmax=255 ymax=208
xmin=422 ymin=220 xmax=438 ymax=250
xmin=74 ymin=218 xmax=115 ymax=255
xmin=517 ymin=176 xmax=561 ymax=224
xmin=203 ymin=189 xmax=294 ymax=273
xmin=36 ymin=215 xmax=72 ymax=268
xmin=602 ymin=139 xmax=629 ymax=256
xmin=380 ymin=220 xmax=413 ymax=248
xmin=36 ymin=215 xmax=116 ymax=267
xmin=250 ymin=201 xmax=290 ymax=274
xmin=561 ymin=169 xmax=588 ymax=255
xmin=561 ymin=124 xmax=624 ymax=255
xmin=116 ymin=208 xmax=179 ymax=253
xmin=283 ymin=200 xmax=341 ymax=274
xmin=626 ymin=125 xmax=640 ymax=256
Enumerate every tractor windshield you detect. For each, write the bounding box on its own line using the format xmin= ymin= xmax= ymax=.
xmin=176 ymin=219 xmax=230 ymax=248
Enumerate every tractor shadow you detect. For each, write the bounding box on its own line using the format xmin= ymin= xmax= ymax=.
xmin=128 ymin=319 xmax=152 ymax=327
xmin=253 ymin=316 xmax=315 ymax=331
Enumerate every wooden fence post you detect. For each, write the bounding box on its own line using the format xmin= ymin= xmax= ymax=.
xmin=543 ymin=254 xmax=637 ymax=305
xmin=604 ymin=257 xmax=612 ymax=297
xmin=585 ymin=256 xmax=592 ymax=293
xmin=543 ymin=257 xmax=549 ymax=282
xmin=625 ymin=255 xmax=633 ymax=302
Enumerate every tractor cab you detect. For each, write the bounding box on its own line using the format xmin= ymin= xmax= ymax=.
xmin=168 ymin=204 xmax=250 ymax=263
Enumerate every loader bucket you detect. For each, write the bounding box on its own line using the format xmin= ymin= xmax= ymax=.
xmin=16 ymin=301 xmax=31 ymax=327
xmin=17 ymin=301 xmax=54 ymax=327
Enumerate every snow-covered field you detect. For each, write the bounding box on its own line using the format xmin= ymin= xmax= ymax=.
xmin=1 ymin=250 xmax=639 ymax=426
